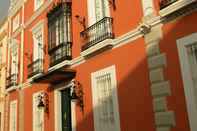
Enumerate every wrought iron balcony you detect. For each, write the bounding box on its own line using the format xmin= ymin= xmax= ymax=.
xmin=49 ymin=42 xmax=72 ymax=67
xmin=6 ymin=74 xmax=18 ymax=89
xmin=28 ymin=59 xmax=43 ymax=78
xmin=159 ymin=0 xmax=178 ymax=10
xmin=80 ymin=17 xmax=114 ymax=51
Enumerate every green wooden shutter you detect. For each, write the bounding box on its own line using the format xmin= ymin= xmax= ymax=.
xmin=61 ymin=88 xmax=72 ymax=131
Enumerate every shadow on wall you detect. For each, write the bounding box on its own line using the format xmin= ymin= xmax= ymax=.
xmin=73 ymin=11 xmax=197 ymax=131
xmin=158 ymin=11 xmax=197 ymax=131
xmin=73 ymin=40 xmax=155 ymax=131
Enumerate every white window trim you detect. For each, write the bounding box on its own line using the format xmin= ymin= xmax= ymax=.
xmin=32 ymin=91 xmax=44 ymax=131
xmin=34 ymin=0 xmax=44 ymax=11
xmin=87 ymin=0 xmax=110 ymax=26
xmin=10 ymin=39 xmax=19 ymax=75
xmin=12 ymin=14 xmax=20 ymax=32
xmin=9 ymin=100 xmax=17 ymax=131
xmin=54 ymin=83 xmax=76 ymax=131
xmin=91 ymin=65 xmax=120 ymax=131
xmin=31 ymin=20 xmax=44 ymax=61
xmin=177 ymin=32 xmax=197 ymax=131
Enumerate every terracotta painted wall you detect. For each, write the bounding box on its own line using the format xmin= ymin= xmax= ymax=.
xmin=73 ymin=38 xmax=155 ymax=131
xmin=160 ymin=12 xmax=197 ymax=131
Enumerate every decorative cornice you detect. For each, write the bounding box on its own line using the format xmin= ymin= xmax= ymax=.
xmin=8 ymin=0 xmax=24 ymax=18
xmin=159 ymin=0 xmax=196 ymax=17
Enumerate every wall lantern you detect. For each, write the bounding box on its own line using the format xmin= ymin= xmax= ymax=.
xmin=37 ymin=92 xmax=49 ymax=113
xmin=71 ymin=80 xmax=84 ymax=112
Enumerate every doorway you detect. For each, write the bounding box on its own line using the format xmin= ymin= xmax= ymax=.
xmin=61 ymin=88 xmax=72 ymax=131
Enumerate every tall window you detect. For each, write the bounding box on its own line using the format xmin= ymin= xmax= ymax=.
xmin=34 ymin=0 xmax=43 ymax=11
xmin=12 ymin=14 xmax=20 ymax=32
xmin=10 ymin=43 xmax=18 ymax=76
xmin=91 ymin=65 xmax=120 ymax=131
xmin=33 ymin=92 xmax=44 ymax=131
xmin=48 ymin=3 xmax=72 ymax=49
xmin=47 ymin=2 xmax=72 ymax=66
xmin=177 ymin=33 xmax=197 ymax=131
xmin=88 ymin=0 xmax=110 ymax=25
xmin=9 ymin=100 xmax=17 ymax=131
xmin=32 ymin=24 xmax=44 ymax=61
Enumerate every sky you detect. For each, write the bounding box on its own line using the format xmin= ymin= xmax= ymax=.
xmin=0 ymin=0 xmax=10 ymax=23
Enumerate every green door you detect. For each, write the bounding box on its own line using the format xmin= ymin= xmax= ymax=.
xmin=61 ymin=88 xmax=72 ymax=131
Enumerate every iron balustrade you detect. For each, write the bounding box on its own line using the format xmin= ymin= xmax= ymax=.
xmin=159 ymin=0 xmax=178 ymax=10
xmin=6 ymin=74 xmax=18 ymax=89
xmin=80 ymin=17 xmax=114 ymax=51
xmin=49 ymin=42 xmax=72 ymax=67
xmin=28 ymin=59 xmax=43 ymax=78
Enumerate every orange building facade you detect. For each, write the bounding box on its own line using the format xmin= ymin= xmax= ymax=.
xmin=3 ymin=0 xmax=197 ymax=131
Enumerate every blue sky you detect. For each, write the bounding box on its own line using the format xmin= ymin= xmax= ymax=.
xmin=0 ymin=0 xmax=10 ymax=22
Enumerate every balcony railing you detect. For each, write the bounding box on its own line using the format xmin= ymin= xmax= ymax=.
xmin=49 ymin=42 xmax=72 ymax=67
xmin=6 ymin=74 xmax=18 ymax=89
xmin=159 ymin=0 xmax=178 ymax=10
xmin=80 ymin=17 xmax=114 ymax=51
xmin=28 ymin=59 xmax=43 ymax=78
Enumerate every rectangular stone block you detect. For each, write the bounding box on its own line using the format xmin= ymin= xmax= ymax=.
xmin=149 ymin=68 xmax=164 ymax=83
xmin=156 ymin=127 xmax=170 ymax=131
xmin=146 ymin=42 xmax=160 ymax=56
xmin=155 ymin=111 xmax=176 ymax=127
xmin=151 ymin=81 xmax=171 ymax=97
xmin=148 ymin=53 xmax=167 ymax=69
xmin=153 ymin=97 xmax=167 ymax=112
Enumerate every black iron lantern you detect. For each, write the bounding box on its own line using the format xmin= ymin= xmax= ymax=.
xmin=37 ymin=92 xmax=49 ymax=113
xmin=70 ymin=80 xmax=84 ymax=111
xmin=37 ymin=99 xmax=45 ymax=108
xmin=71 ymin=89 xmax=78 ymax=100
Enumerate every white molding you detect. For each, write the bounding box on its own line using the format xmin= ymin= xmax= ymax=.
xmin=6 ymin=86 xmax=18 ymax=93
xmin=159 ymin=0 xmax=196 ymax=17
xmin=54 ymin=90 xmax=62 ymax=131
xmin=9 ymin=100 xmax=18 ymax=131
xmin=113 ymin=28 xmax=142 ymax=48
xmin=80 ymin=39 xmax=114 ymax=57
xmin=91 ymin=65 xmax=120 ymax=131
xmin=177 ymin=32 xmax=197 ymax=131
xmin=71 ymin=102 xmax=76 ymax=131
xmin=27 ymin=73 xmax=44 ymax=82
xmin=70 ymin=56 xmax=85 ymax=67
xmin=12 ymin=13 xmax=20 ymax=33
xmin=54 ymin=83 xmax=76 ymax=131
xmin=12 ymin=26 xmax=23 ymax=39
xmin=141 ymin=0 xmax=155 ymax=16
xmin=8 ymin=0 xmax=24 ymax=18
xmin=31 ymin=20 xmax=44 ymax=34
xmin=48 ymin=60 xmax=72 ymax=72
xmin=34 ymin=0 xmax=44 ymax=11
